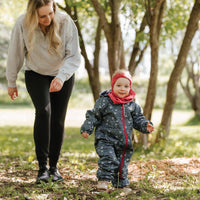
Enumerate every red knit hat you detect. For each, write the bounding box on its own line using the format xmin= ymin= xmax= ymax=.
xmin=111 ymin=72 xmax=132 ymax=88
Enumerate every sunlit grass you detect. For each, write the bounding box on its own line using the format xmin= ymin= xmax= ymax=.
xmin=131 ymin=125 xmax=200 ymax=160
xmin=62 ymin=127 xmax=95 ymax=153
xmin=1 ymin=125 xmax=200 ymax=161
xmin=185 ymin=115 xmax=200 ymax=126
xmin=0 ymin=126 xmax=34 ymax=157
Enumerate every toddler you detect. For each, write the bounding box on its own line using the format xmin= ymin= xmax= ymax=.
xmin=81 ymin=70 xmax=154 ymax=191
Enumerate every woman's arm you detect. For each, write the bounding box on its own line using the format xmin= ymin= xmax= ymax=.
xmin=56 ymin=15 xmax=81 ymax=83
xmin=6 ymin=15 xmax=26 ymax=88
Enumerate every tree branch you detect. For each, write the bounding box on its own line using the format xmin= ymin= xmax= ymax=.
xmin=90 ymin=0 xmax=111 ymax=38
xmin=128 ymin=12 xmax=148 ymax=75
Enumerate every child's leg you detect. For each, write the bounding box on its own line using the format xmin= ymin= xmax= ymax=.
xmin=112 ymin=148 xmax=133 ymax=188
xmin=112 ymin=167 xmax=129 ymax=188
xmin=95 ymin=140 xmax=119 ymax=182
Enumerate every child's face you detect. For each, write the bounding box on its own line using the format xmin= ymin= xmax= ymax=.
xmin=113 ymin=77 xmax=130 ymax=98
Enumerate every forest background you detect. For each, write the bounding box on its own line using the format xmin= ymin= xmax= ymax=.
xmin=0 ymin=0 xmax=200 ymax=199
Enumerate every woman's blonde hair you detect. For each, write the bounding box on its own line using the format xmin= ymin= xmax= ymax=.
xmin=24 ymin=0 xmax=62 ymax=55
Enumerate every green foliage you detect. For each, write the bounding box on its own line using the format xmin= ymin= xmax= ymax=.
xmin=0 ymin=0 xmax=26 ymax=27
xmin=162 ymin=0 xmax=192 ymax=40
xmin=0 ymin=23 xmax=10 ymax=80
xmin=121 ymin=0 xmax=145 ymax=25
xmin=0 ymin=0 xmax=196 ymax=112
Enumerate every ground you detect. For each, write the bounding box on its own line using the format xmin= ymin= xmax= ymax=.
xmin=0 ymin=157 xmax=200 ymax=199
xmin=0 ymin=108 xmax=199 ymax=199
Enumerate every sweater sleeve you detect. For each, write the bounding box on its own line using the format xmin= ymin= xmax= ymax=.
xmin=6 ymin=16 xmax=26 ymax=87
xmin=56 ymin=15 xmax=81 ymax=82
xmin=131 ymin=103 xmax=153 ymax=133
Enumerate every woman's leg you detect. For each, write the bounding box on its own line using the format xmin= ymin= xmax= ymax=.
xmin=49 ymin=75 xmax=74 ymax=168
xmin=25 ymin=71 xmax=51 ymax=168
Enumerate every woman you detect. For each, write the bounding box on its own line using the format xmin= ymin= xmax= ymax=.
xmin=6 ymin=0 xmax=81 ymax=183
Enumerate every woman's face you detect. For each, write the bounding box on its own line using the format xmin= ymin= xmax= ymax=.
xmin=37 ymin=1 xmax=54 ymax=28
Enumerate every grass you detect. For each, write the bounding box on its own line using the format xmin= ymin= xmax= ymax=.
xmin=132 ymin=125 xmax=200 ymax=160
xmin=0 ymin=77 xmax=199 ymax=199
xmin=185 ymin=115 xmax=200 ymax=126
xmin=0 ymin=124 xmax=200 ymax=199
xmin=0 ymin=76 xmax=192 ymax=109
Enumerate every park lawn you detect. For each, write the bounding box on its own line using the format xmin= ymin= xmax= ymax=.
xmin=0 ymin=125 xmax=200 ymax=199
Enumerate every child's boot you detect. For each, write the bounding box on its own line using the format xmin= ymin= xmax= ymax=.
xmin=121 ymin=187 xmax=132 ymax=195
xmin=97 ymin=181 xmax=111 ymax=190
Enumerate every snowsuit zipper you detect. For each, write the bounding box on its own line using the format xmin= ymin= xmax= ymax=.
xmin=119 ymin=104 xmax=129 ymax=179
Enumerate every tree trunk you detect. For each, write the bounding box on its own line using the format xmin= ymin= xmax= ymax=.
xmin=143 ymin=0 xmax=165 ymax=120
xmin=57 ymin=3 xmax=101 ymax=101
xmin=90 ymin=0 xmax=125 ymax=77
xmin=180 ymin=62 xmax=200 ymax=118
xmin=140 ymin=0 xmax=165 ymax=148
xmin=156 ymin=0 xmax=200 ymax=142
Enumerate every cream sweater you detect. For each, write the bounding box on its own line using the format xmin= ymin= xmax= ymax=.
xmin=6 ymin=12 xmax=81 ymax=87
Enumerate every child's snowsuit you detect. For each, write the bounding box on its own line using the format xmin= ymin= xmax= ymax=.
xmin=81 ymin=90 xmax=152 ymax=188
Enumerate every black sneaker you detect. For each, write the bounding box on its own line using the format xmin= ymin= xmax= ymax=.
xmin=36 ymin=167 xmax=49 ymax=184
xmin=49 ymin=167 xmax=63 ymax=182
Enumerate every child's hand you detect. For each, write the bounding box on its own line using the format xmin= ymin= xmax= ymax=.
xmin=82 ymin=132 xmax=89 ymax=139
xmin=147 ymin=122 xmax=154 ymax=133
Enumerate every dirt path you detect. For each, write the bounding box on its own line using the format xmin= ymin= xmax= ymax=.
xmin=0 ymin=108 xmax=87 ymax=127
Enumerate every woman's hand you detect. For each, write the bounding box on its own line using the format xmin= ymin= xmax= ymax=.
xmin=49 ymin=77 xmax=63 ymax=92
xmin=8 ymin=87 xmax=18 ymax=100
xmin=147 ymin=122 xmax=154 ymax=133
xmin=81 ymin=132 xmax=89 ymax=139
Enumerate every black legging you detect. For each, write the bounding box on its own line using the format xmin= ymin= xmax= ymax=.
xmin=25 ymin=70 xmax=74 ymax=168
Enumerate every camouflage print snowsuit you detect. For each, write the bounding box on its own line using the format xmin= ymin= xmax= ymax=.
xmin=81 ymin=90 xmax=151 ymax=188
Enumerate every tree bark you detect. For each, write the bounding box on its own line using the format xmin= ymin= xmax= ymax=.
xmin=143 ymin=0 xmax=165 ymax=120
xmin=90 ymin=0 xmax=125 ymax=77
xmin=180 ymin=61 xmax=200 ymax=117
xmin=57 ymin=3 xmax=101 ymax=101
xmin=156 ymin=0 xmax=200 ymax=141
xmin=140 ymin=0 xmax=165 ymax=148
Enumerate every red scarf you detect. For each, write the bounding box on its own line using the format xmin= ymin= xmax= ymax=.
xmin=108 ymin=89 xmax=136 ymax=104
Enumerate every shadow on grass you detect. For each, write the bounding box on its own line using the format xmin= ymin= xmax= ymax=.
xmin=185 ymin=114 xmax=200 ymax=126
